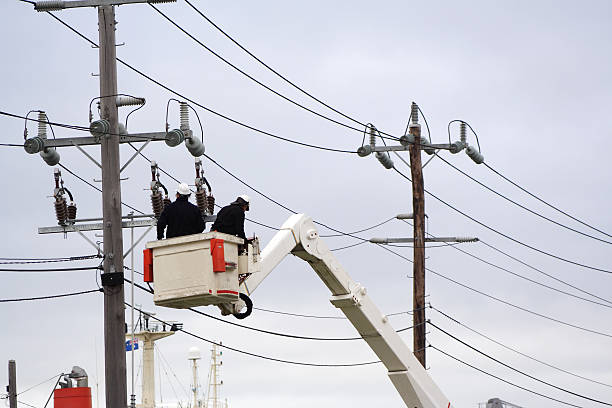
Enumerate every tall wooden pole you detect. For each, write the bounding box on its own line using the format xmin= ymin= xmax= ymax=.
xmin=8 ymin=360 xmax=16 ymax=408
xmin=409 ymin=102 xmax=426 ymax=368
xmin=98 ymin=5 xmax=127 ymax=407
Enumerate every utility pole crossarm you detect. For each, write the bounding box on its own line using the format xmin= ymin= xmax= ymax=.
xmin=369 ymin=237 xmax=478 ymax=244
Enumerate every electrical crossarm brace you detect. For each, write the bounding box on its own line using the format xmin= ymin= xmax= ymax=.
xmin=229 ymin=214 xmax=452 ymax=408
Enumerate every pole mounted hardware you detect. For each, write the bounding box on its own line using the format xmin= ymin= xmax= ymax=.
xmin=34 ymin=0 xmax=176 ymax=12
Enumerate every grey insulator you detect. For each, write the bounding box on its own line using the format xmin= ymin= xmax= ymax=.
xmin=115 ymin=96 xmax=145 ymax=107
xmin=449 ymin=141 xmax=466 ymax=154
xmin=186 ymin=136 xmax=205 ymax=157
xmin=89 ymin=119 xmax=110 ymax=138
xmin=357 ymin=145 xmax=372 ymax=157
xmin=180 ymin=103 xmax=190 ymax=131
xmin=24 ymin=137 xmax=45 ymax=154
xmin=375 ymin=152 xmax=394 ymax=169
xmin=400 ymin=134 xmax=414 ymax=146
xmin=34 ymin=1 xmax=65 ymax=11
xmin=421 ymin=137 xmax=435 ymax=155
xmin=466 ymin=145 xmax=484 ymax=164
xmin=165 ymin=129 xmax=185 ymax=147
xmin=411 ymin=102 xmax=419 ymax=124
xmin=460 ymin=122 xmax=467 ymax=143
xmin=40 ymin=147 xmax=60 ymax=166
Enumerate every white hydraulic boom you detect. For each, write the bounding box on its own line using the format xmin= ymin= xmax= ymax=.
xmin=231 ymin=214 xmax=452 ymax=408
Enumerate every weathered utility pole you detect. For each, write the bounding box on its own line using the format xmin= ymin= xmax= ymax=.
xmin=8 ymin=360 xmax=16 ymax=408
xmin=97 ymin=5 xmax=127 ymax=407
xmin=407 ymin=102 xmax=426 ymax=368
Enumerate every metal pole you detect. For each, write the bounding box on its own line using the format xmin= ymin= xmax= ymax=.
xmin=8 ymin=360 xmax=16 ymax=408
xmin=408 ymin=102 xmax=426 ymax=368
xmin=98 ymin=5 xmax=127 ymax=407
xmin=130 ymin=212 xmax=136 ymax=408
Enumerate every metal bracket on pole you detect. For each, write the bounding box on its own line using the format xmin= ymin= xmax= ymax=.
xmin=123 ymin=225 xmax=153 ymax=259
xmin=72 ymin=141 xmax=102 ymax=168
xmin=121 ymin=140 xmax=151 ymax=173
xmin=76 ymin=229 xmax=103 ymax=251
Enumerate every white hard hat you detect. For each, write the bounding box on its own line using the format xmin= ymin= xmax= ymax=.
xmin=238 ymin=194 xmax=250 ymax=203
xmin=177 ymin=183 xmax=191 ymax=195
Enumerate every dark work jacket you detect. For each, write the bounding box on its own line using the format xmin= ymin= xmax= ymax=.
xmin=157 ymin=195 xmax=205 ymax=240
xmin=210 ymin=203 xmax=246 ymax=240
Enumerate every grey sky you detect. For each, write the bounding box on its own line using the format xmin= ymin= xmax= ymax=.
xmin=1 ymin=0 xmax=611 ymax=407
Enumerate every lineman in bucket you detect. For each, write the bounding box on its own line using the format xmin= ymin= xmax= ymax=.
xmin=157 ymin=183 xmax=205 ymax=240
xmin=210 ymin=195 xmax=250 ymax=245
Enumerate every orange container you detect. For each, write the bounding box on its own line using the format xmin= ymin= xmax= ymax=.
xmin=54 ymin=387 xmax=92 ymax=408
xmin=143 ymin=248 xmax=154 ymax=282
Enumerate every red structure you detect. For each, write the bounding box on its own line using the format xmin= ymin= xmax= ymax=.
xmin=54 ymin=387 xmax=92 ymax=408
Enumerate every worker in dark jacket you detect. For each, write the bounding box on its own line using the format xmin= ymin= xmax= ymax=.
xmin=157 ymin=183 xmax=205 ymax=240
xmin=210 ymin=195 xmax=250 ymax=242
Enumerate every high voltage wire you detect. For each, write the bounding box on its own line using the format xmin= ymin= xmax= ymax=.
xmin=430 ymin=306 xmax=612 ymax=389
xmin=127 ymin=278 xmax=417 ymax=341
xmin=0 ymin=266 xmax=99 ymax=272
xmin=429 ymin=321 xmax=612 ymax=406
xmin=399 ymin=219 xmax=612 ymax=308
xmin=430 ymin=346 xmax=586 ymax=408
xmin=437 ymin=155 xmax=612 ymax=245
xmin=0 ymin=255 xmax=99 ymax=264
xmin=127 ymin=302 xmax=380 ymax=367
xmin=149 ymin=4 xmax=396 ymax=141
xmin=0 ymin=288 xmax=101 ymax=303
xmin=392 ymin=167 xmax=612 ymax=274
xmin=182 ymin=0 xmax=382 ymax=136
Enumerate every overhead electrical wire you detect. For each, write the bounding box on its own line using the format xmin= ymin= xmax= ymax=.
xmin=149 ymin=4 xmax=398 ymax=142
xmin=399 ymin=219 xmax=612 ymax=308
xmin=37 ymin=12 xmax=356 ymax=154
xmin=429 ymin=321 xmax=612 ymax=406
xmin=127 ymin=302 xmax=380 ymax=367
xmin=392 ymin=167 xmax=612 ymax=274
xmin=128 ymin=278 xmax=418 ymax=341
xmin=0 ymin=255 xmax=99 ymax=264
xmin=437 ymin=155 xmax=612 ymax=245
xmin=0 ymin=266 xmax=99 ymax=272
xmin=430 ymin=305 xmax=612 ymax=389
xmin=0 ymin=288 xmax=102 ymax=303
xmin=430 ymin=346 xmax=586 ymax=408
xmin=17 ymin=374 xmax=62 ymax=396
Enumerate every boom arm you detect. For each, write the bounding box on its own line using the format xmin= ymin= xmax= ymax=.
xmin=241 ymin=214 xmax=452 ymax=408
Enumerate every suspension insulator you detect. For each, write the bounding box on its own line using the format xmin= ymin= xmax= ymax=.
xmin=195 ymin=189 xmax=207 ymax=214
xmin=466 ymin=145 xmax=485 ymax=164
xmin=207 ymin=195 xmax=215 ymax=215
xmin=40 ymin=147 xmax=60 ymax=166
xmin=67 ymin=202 xmax=77 ymax=221
xmin=185 ymin=136 xmax=205 ymax=157
xmin=151 ymin=191 xmax=164 ymax=218
xmin=55 ymin=198 xmax=67 ymax=225
xmin=375 ymin=152 xmax=394 ymax=169
xmin=163 ymin=197 xmax=171 ymax=209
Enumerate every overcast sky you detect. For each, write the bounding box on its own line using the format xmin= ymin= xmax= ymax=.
xmin=1 ymin=1 xmax=611 ymax=407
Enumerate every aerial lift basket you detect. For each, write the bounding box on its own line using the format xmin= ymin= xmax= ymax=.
xmin=144 ymin=232 xmax=244 ymax=308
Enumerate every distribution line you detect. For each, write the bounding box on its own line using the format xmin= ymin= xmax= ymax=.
xmin=430 ymin=305 xmax=612 ymax=389
xmin=127 ymin=278 xmax=417 ymax=341
xmin=429 ymin=321 xmax=612 ymax=406
xmin=0 ymin=288 xmax=102 ymax=303
xmin=0 ymin=266 xmax=99 ymax=272
xmin=402 ymin=220 xmax=612 ymax=308
xmin=149 ymin=4 xmax=395 ymax=140
xmin=392 ymin=167 xmax=612 ymax=274
xmin=437 ymin=155 xmax=611 ymax=245
xmin=430 ymin=346 xmax=585 ymax=408
xmin=17 ymin=374 xmax=62 ymax=396
xmin=126 ymin=302 xmax=380 ymax=367
xmin=37 ymin=12 xmax=356 ymax=154
xmin=486 ymin=160 xmax=611 ymax=239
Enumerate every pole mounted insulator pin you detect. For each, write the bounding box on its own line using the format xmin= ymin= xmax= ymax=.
xmin=115 ymin=96 xmax=145 ymax=107
xmin=466 ymin=145 xmax=484 ymax=164
xmin=357 ymin=145 xmax=372 ymax=157
xmin=165 ymin=129 xmax=185 ymax=147
xmin=460 ymin=122 xmax=467 ymax=144
xmin=179 ymin=102 xmax=190 ymax=132
xmin=34 ymin=1 xmax=65 ymax=11
xmin=90 ymin=119 xmax=110 ymax=138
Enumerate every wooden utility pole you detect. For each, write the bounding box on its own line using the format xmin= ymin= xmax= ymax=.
xmin=408 ymin=102 xmax=426 ymax=368
xmin=8 ymin=360 xmax=16 ymax=408
xmin=98 ymin=5 xmax=127 ymax=408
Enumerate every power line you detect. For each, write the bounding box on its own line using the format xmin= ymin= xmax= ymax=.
xmin=0 ymin=288 xmax=102 ymax=303
xmin=127 ymin=302 xmax=380 ymax=367
xmin=429 ymin=321 xmax=612 ymax=406
xmin=430 ymin=346 xmax=585 ymax=408
xmin=0 ymin=266 xmax=100 ymax=272
xmin=485 ymin=161 xmax=612 ymax=240
xmin=17 ymin=374 xmax=62 ymax=396
xmin=128 ymin=278 xmax=417 ymax=341
xmin=0 ymin=255 xmax=99 ymax=264
xmin=320 ymin=217 xmax=395 ymax=237
xmin=182 ymin=0 xmax=387 ymax=137
xmin=437 ymin=155 xmax=611 ymax=245
xmin=149 ymin=4 xmax=397 ymax=141
xmin=31 ymin=14 xmax=357 ymax=154
xmin=392 ymin=167 xmax=612 ymax=274
xmin=430 ymin=306 xmax=612 ymax=389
